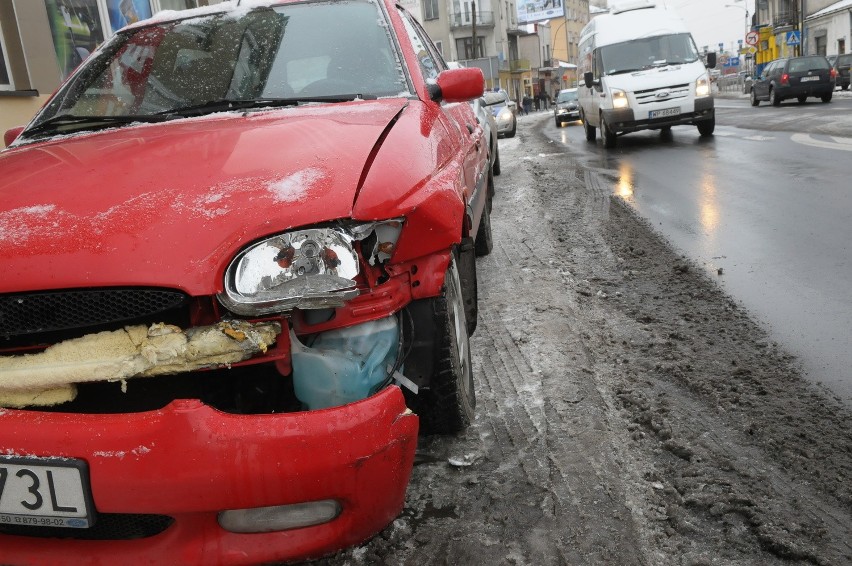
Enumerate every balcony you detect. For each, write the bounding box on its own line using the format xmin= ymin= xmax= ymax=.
xmin=449 ymin=10 xmax=495 ymax=30
xmin=501 ymin=58 xmax=530 ymax=73
xmin=773 ymin=11 xmax=796 ymax=30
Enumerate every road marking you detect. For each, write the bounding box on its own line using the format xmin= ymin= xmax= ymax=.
xmin=791 ymin=133 xmax=852 ymax=152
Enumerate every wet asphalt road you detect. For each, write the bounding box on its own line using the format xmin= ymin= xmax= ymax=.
xmin=540 ymin=91 xmax=852 ymax=405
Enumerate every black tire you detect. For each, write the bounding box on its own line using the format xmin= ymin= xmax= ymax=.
xmin=408 ymin=255 xmax=475 ymax=435
xmin=582 ymin=112 xmax=596 ymax=141
xmin=770 ymin=87 xmax=781 ymax=106
xmin=600 ymin=114 xmax=616 ymax=149
xmin=660 ymin=125 xmax=672 ymax=132
xmin=797 ymin=95 xmax=807 ymax=104
xmin=697 ymin=118 xmax=715 ymax=136
xmin=492 ymin=143 xmax=501 ymax=176
xmin=505 ymin=119 xmax=517 ymax=138
xmin=821 ymin=92 xmax=832 ymax=103
xmin=474 ymin=191 xmax=493 ymax=257
xmin=750 ymin=89 xmax=759 ymax=106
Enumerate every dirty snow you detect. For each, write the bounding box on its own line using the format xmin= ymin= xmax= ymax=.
xmin=314 ymin=112 xmax=852 ymax=566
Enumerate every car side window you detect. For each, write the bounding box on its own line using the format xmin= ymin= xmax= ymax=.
xmin=398 ymin=9 xmax=441 ymax=82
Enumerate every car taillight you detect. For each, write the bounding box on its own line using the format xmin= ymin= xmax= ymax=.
xmin=830 ymin=68 xmax=837 ymax=79
xmin=781 ymin=73 xmax=790 ymax=85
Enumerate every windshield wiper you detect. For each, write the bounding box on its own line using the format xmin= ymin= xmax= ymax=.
xmin=608 ymin=68 xmax=642 ymax=76
xmin=25 ymin=114 xmax=175 ymax=138
xmin=162 ymin=95 xmax=377 ymax=117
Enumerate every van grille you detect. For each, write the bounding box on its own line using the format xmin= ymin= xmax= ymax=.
xmin=634 ymin=83 xmax=690 ymax=104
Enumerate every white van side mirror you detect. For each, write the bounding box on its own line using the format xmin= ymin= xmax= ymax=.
xmin=583 ymin=72 xmax=596 ymax=89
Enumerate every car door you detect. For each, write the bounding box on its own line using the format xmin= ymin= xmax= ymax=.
xmin=400 ymin=11 xmax=487 ymax=229
xmin=754 ymin=61 xmax=774 ymax=98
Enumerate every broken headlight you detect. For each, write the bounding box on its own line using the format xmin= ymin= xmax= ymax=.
xmin=218 ymin=220 xmax=403 ymax=316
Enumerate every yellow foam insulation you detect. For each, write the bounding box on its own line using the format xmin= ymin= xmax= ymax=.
xmin=0 ymin=321 xmax=281 ymax=408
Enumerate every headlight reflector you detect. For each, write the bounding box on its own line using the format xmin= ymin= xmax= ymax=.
xmin=219 ymin=221 xmax=402 ymax=315
xmin=611 ymin=88 xmax=629 ymax=109
xmin=696 ymin=76 xmax=710 ymax=97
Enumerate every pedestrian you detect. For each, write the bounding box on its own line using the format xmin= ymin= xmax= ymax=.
xmin=522 ymin=94 xmax=532 ymax=115
xmin=534 ymin=93 xmax=540 ymax=111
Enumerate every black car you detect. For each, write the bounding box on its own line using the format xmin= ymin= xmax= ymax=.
xmin=827 ymin=53 xmax=851 ymax=90
xmin=750 ymin=56 xmax=836 ymax=106
xmin=553 ymin=88 xmax=580 ymax=127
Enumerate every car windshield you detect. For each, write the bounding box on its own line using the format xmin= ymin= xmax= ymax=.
xmin=557 ymin=90 xmax=577 ymax=103
xmin=836 ymin=55 xmax=852 ymax=66
xmin=788 ymin=57 xmax=830 ymax=72
xmin=599 ymin=33 xmax=700 ymax=75
xmin=27 ymin=0 xmax=409 ymax=135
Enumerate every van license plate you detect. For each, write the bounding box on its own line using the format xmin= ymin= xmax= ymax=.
xmin=650 ymin=107 xmax=680 ymax=119
xmin=0 ymin=457 xmax=93 ymax=528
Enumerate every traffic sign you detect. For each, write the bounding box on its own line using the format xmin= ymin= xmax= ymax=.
xmin=786 ymin=30 xmax=801 ymax=46
xmin=746 ymin=31 xmax=759 ymax=46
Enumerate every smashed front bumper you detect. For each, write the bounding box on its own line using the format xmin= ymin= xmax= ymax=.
xmin=0 ymin=386 xmax=418 ymax=565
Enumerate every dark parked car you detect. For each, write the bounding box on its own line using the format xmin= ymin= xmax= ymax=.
xmin=750 ymin=56 xmax=836 ymax=106
xmin=827 ymin=53 xmax=851 ymax=90
xmin=553 ymin=88 xmax=580 ymax=127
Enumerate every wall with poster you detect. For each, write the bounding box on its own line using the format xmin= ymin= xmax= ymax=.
xmin=43 ymin=0 xmax=157 ymax=80
xmin=105 ymin=0 xmax=152 ymax=33
xmin=43 ymin=0 xmax=107 ymax=80
xmin=518 ymin=0 xmax=564 ymax=24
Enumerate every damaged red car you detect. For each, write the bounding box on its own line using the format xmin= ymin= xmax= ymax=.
xmin=0 ymin=0 xmax=493 ymax=563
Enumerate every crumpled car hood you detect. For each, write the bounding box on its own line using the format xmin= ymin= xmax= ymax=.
xmin=0 ymin=100 xmax=407 ymax=295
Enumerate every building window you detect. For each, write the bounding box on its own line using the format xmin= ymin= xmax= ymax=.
xmin=423 ymin=0 xmax=439 ymax=20
xmin=0 ymin=27 xmax=11 ymax=90
xmin=456 ymin=36 xmax=484 ymax=59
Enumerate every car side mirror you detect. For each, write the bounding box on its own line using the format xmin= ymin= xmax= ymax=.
xmin=430 ymin=67 xmax=485 ymax=103
xmin=706 ymin=52 xmax=717 ymax=69
xmin=583 ymin=71 xmax=595 ymax=89
xmin=4 ymin=126 xmax=24 ymax=147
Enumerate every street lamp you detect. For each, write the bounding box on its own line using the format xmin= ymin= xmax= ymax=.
xmin=724 ymin=2 xmax=749 ymax=44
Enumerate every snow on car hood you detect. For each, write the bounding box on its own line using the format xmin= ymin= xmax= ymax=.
xmin=0 ymin=99 xmax=407 ymax=295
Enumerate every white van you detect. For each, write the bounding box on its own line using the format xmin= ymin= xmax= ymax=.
xmin=577 ymin=0 xmax=717 ymax=148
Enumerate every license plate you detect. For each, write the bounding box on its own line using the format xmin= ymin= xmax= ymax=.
xmin=0 ymin=457 xmax=93 ymax=528
xmin=649 ymin=107 xmax=680 ymax=119
xmin=800 ymin=76 xmax=819 ymax=82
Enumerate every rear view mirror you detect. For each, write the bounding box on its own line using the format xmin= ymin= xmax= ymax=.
xmin=583 ymin=71 xmax=595 ymax=89
xmin=706 ymin=52 xmax=717 ymax=69
xmin=4 ymin=126 xmax=24 ymax=147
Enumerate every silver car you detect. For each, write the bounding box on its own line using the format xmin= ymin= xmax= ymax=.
xmin=483 ymin=90 xmax=517 ymax=138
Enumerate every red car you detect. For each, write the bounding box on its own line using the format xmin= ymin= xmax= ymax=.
xmin=0 ymin=1 xmax=492 ymax=563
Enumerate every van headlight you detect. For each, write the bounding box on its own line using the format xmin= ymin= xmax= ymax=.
xmin=696 ymin=77 xmax=711 ymax=97
xmin=218 ymin=220 xmax=403 ymax=315
xmin=611 ymin=88 xmax=629 ymax=109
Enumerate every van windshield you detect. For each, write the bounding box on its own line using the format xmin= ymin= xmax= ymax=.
xmin=599 ymin=33 xmax=700 ymax=75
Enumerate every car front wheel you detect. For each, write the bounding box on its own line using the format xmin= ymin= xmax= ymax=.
xmin=408 ymin=254 xmax=475 ymax=434
xmin=600 ymin=114 xmax=616 ymax=149
xmin=583 ymin=113 xmax=596 ymax=141
xmin=750 ymin=89 xmax=760 ymax=106
xmin=697 ymin=119 xmax=715 ymax=136
xmin=506 ymin=118 xmax=517 ymax=138
xmin=492 ymin=144 xmax=501 ymax=176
